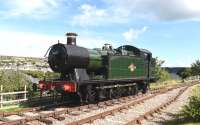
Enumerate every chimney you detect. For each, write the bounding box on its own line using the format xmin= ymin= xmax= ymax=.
xmin=66 ymin=32 xmax=78 ymax=45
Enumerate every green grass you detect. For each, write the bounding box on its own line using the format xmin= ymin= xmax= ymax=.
xmin=184 ymin=122 xmax=200 ymax=125
xmin=0 ymin=104 xmax=29 ymax=112
xmin=165 ymin=118 xmax=200 ymax=125
xmin=191 ymin=85 xmax=200 ymax=97
xmin=150 ymin=80 xmax=181 ymax=90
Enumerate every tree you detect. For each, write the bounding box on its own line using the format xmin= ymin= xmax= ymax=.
xmin=23 ymin=70 xmax=60 ymax=79
xmin=152 ymin=57 xmax=171 ymax=82
xmin=191 ymin=60 xmax=200 ymax=76
xmin=0 ymin=70 xmax=31 ymax=92
xmin=177 ymin=68 xmax=192 ymax=79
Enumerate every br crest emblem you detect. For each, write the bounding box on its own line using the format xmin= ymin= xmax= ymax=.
xmin=128 ymin=64 xmax=136 ymax=72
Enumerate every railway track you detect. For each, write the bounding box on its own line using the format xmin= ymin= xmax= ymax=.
xmin=65 ymin=85 xmax=191 ymax=125
xmin=0 ymin=81 xmax=198 ymax=125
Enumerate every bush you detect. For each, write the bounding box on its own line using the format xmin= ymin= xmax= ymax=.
xmin=191 ymin=60 xmax=200 ymax=76
xmin=157 ymin=69 xmax=171 ymax=81
xmin=0 ymin=70 xmax=31 ymax=92
xmin=23 ymin=70 xmax=44 ymax=79
xmin=177 ymin=68 xmax=192 ymax=80
xmin=152 ymin=58 xmax=171 ymax=82
xmin=45 ymin=71 xmax=60 ymax=79
xmin=181 ymin=86 xmax=200 ymax=121
xmin=23 ymin=70 xmax=60 ymax=79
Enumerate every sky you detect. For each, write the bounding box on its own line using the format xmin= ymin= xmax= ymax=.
xmin=0 ymin=0 xmax=200 ymax=67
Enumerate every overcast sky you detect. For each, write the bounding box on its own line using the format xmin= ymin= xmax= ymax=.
xmin=0 ymin=0 xmax=200 ymax=67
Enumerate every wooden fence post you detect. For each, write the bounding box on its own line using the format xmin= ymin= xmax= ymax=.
xmin=24 ymin=85 xmax=27 ymax=100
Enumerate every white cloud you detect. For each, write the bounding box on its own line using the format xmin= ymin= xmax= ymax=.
xmin=2 ymin=0 xmax=200 ymax=23
xmin=123 ymin=27 xmax=148 ymax=42
xmin=0 ymin=31 xmax=63 ymax=57
xmin=74 ymin=0 xmax=200 ymax=27
xmin=73 ymin=4 xmax=108 ymax=27
xmin=106 ymin=0 xmax=200 ymax=21
xmin=0 ymin=31 xmax=115 ymax=57
xmin=0 ymin=0 xmax=63 ymax=18
xmin=77 ymin=36 xmax=117 ymax=49
xmin=73 ymin=3 xmax=130 ymax=27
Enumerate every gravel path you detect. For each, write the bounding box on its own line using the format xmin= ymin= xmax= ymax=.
xmin=142 ymin=84 xmax=199 ymax=125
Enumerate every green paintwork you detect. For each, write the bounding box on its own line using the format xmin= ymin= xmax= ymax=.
xmin=84 ymin=48 xmax=151 ymax=80
xmin=108 ymin=56 xmax=148 ymax=79
xmin=87 ymin=49 xmax=103 ymax=70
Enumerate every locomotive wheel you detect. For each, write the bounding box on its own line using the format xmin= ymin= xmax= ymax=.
xmin=142 ymin=83 xmax=148 ymax=94
xmin=86 ymin=85 xmax=97 ymax=103
xmin=127 ymin=86 xmax=132 ymax=95
xmin=130 ymin=85 xmax=138 ymax=95
xmin=132 ymin=84 xmax=138 ymax=95
xmin=107 ymin=88 xmax=114 ymax=99
xmin=107 ymin=88 xmax=120 ymax=99
xmin=122 ymin=87 xmax=129 ymax=96
xmin=113 ymin=87 xmax=121 ymax=98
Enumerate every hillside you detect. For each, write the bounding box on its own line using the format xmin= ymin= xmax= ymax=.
xmin=0 ymin=55 xmax=51 ymax=72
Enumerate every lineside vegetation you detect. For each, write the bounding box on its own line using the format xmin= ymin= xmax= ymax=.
xmin=165 ymin=85 xmax=200 ymax=125
xmin=181 ymin=85 xmax=200 ymax=122
xmin=0 ymin=70 xmax=31 ymax=92
xmin=150 ymin=58 xmax=174 ymax=89
xmin=0 ymin=70 xmax=60 ymax=92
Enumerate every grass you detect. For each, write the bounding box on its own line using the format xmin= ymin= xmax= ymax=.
xmin=0 ymin=104 xmax=29 ymax=112
xmin=150 ymin=80 xmax=182 ymax=90
xmin=191 ymin=85 xmax=200 ymax=97
xmin=165 ymin=118 xmax=200 ymax=125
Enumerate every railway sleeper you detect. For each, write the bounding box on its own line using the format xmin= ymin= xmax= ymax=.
xmin=39 ymin=118 xmax=53 ymax=125
xmin=54 ymin=116 xmax=65 ymax=121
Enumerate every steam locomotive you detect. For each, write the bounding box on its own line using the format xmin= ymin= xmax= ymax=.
xmin=38 ymin=33 xmax=154 ymax=102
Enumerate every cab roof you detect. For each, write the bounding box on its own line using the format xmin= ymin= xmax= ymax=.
xmin=117 ymin=45 xmax=152 ymax=55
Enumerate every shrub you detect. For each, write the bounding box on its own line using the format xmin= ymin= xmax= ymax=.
xmin=45 ymin=71 xmax=60 ymax=79
xmin=0 ymin=70 xmax=31 ymax=92
xmin=152 ymin=58 xmax=171 ymax=82
xmin=181 ymin=86 xmax=200 ymax=121
xmin=23 ymin=70 xmax=44 ymax=79
xmin=23 ymin=70 xmax=60 ymax=79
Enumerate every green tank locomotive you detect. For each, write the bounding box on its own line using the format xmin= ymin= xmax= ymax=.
xmin=39 ymin=33 xmax=154 ymax=102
